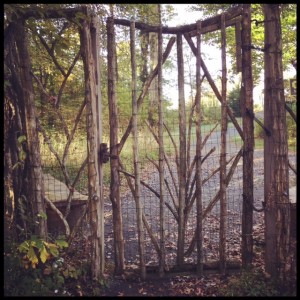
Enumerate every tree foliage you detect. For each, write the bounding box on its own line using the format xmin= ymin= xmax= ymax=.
xmin=189 ymin=4 xmax=297 ymax=84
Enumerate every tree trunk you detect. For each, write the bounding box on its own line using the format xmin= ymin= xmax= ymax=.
xmin=14 ymin=18 xmax=47 ymax=239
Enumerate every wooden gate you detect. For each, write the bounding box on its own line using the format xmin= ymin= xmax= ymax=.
xmin=106 ymin=5 xmax=256 ymax=277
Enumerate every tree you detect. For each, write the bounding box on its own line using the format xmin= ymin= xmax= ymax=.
xmin=4 ymin=6 xmax=48 ymax=239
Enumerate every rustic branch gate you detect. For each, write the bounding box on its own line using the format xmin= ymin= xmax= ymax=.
xmin=6 ymin=4 xmax=294 ymax=283
xmin=106 ymin=5 xmax=257 ymax=277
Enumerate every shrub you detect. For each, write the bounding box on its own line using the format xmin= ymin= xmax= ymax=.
xmin=4 ymin=235 xmax=69 ymax=296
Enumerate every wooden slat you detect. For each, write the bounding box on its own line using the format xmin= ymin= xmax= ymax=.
xmin=130 ymin=20 xmax=146 ymax=280
xmin=176 ymin=33 xmax=186 ymax=267
xmin=107 ymin=17 xmax=124 ymax=274
xmin=157 ymin=6 xmax=166 ymax=277
xmin=219 ymin=13 xmax=227 ymax=274
xmin=195 ymin=20 xmax=203 ymax=274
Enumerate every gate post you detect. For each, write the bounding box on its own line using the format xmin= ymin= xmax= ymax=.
xmin=91 ymin=14 xmax=105 ymax=275
xmin=241 ymin=4 xmax=254 ymax=267
xmin=263 ymin=4 xmax=290 ymax=282
xmin=80 ymin=13 xmax=104 ymax=280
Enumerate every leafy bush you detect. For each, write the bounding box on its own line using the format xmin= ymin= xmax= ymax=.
xmin=4 ymin=236 xmax=70 ymax=296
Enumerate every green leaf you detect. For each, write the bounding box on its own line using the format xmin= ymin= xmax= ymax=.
xmin=47 ymin=243 xmax=59 ymax=257
xmin=18 ymin=240 xmax=30 ymax=253
xmin=35 ymin=239 xmax=44 ymax=251
xmin=55 ymin=239 xmax=69 ymax=249
xmin=40 ymin=245 xmax=49 ymax=263
xmin=27 ymin=246 xmax=39 ymax=267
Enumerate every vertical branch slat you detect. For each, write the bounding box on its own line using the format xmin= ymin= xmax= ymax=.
xmin=157 ymin=6 xmax=166 ymax=277
xmin=80 ymin=17 xmax=103 ymax=280
xmin=130 ymin=20 xmax=146 ymax=280
xmin=90 ymin=15 xmax=105 ymax=274
xmin=263 ymin=4 xmax=290 ymax=281
xmin=241 ymin=4 xmax=254 ymax=267
xmin=195 ymin=20 xmax=203 ymax=274
xmin=176 ymin=33 xmax=186 ymax=267
xmin=107 ymin=17 xmax=124 ymax=274
xmin=219 ymin=13 xmax=227 ymax=274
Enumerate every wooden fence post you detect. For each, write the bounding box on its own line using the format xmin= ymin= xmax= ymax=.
xmin=90 ymin=14 xmax=105 ymax=274
xmin=263 ymin=4 xmax=290 ymax=282
xmin=241 ymin=4 xmax=254 ymax=267
xmin=80 ymin=15 xmax=103 ymax=280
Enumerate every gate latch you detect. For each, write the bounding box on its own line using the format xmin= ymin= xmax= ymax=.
xmin=99 ymin=143 xmax=118 ymax=163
